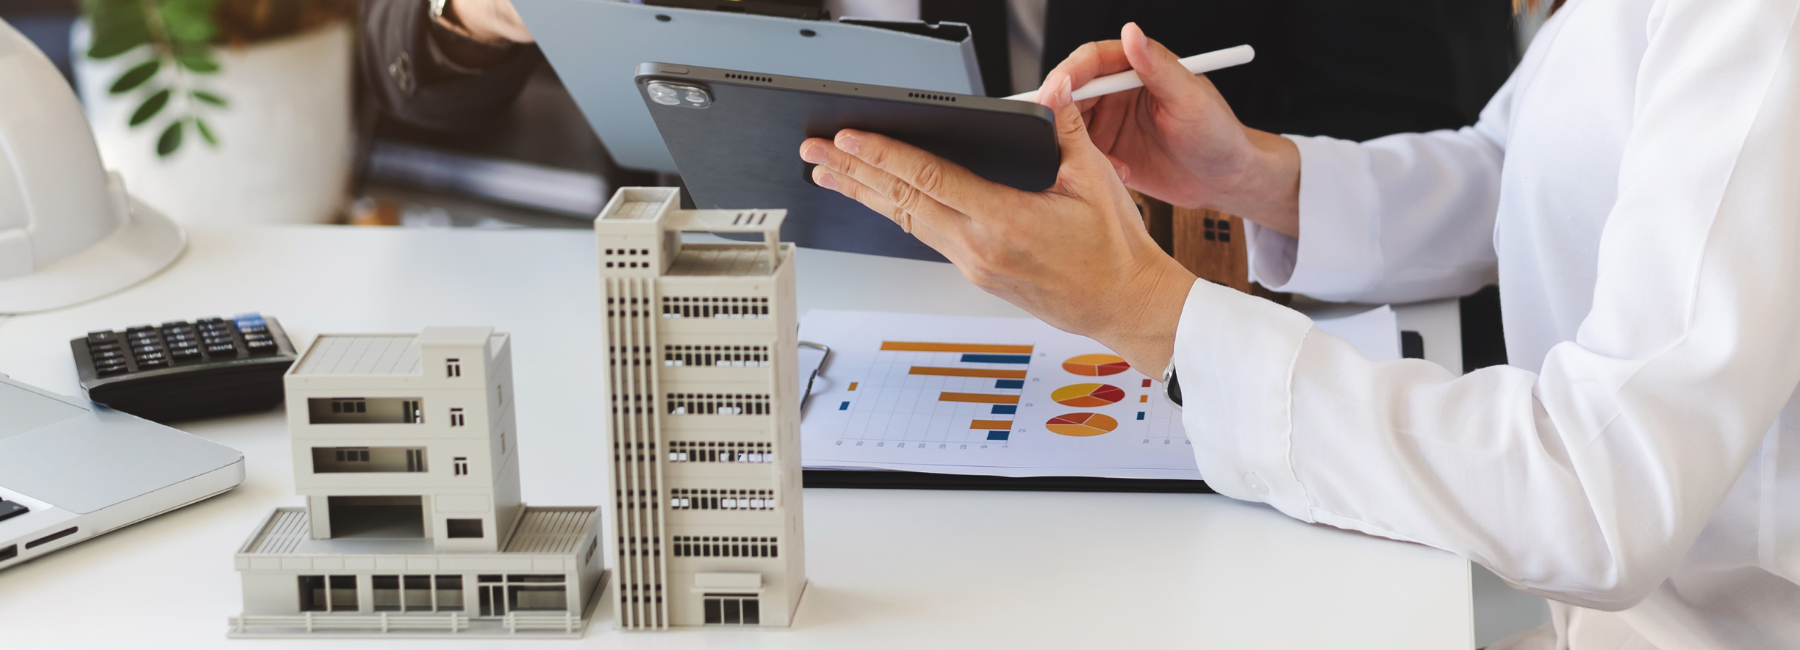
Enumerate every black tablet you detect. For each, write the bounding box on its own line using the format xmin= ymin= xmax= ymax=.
xmin=634 ymin=62 xmax=1059 ymax=260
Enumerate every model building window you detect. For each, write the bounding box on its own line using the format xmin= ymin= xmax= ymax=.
xmin=662 ymin=344 xmax=772 ymax=367
xmin=672 ymin=536 xmax=779 ymax=558
xmin=446 ymin=518 xmax=484 ymax=539
xmin=669 ymin=488 xmax=775 ymax=510
xmin=703 ymin=593 xmax=760 ymax=625
xmin=476 ymin=575 xmax=568 ymax=616
xmin=453 ymin=457 xmax=469 ymax=476
xmin=660 ymin=296 xmax=771 ymax=319
xmin=665 ymin=393 xmax=772 ymax=416
xmin=298 ymin=575 xmax=359 ymax=612
xmin=668 ymin=441 xmax=773 ymax=463
xmin=450 ymin=407 xmax=465 ymax=427
xmin=372 ymin=575 xmax=464 ymax=612
xmin=1203 ymin=217 xmax=1232 ymax=243
xmin=446 ymin=358 xmax=461 ymax=378
xmin=312 ymin=447 xmax=428 ymax=473
xmin=307 ymin=397 xmax=424 ymax=424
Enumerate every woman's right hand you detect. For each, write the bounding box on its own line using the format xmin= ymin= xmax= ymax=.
xmin=1044 ymin=23 xmax=1301 ymax=237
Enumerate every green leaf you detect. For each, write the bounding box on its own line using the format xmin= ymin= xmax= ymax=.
xmin=195 ymin=117 xmax=218 ymax=147
xmin=176 ymin=55 xmax=220 ymax=74
xmin=83 ymin=0 xmax=153 ymax=59
xmin=158 ymin=0 xmax=220 ymax=43
xmin=129 ymin=88 xmax=170 ymax=127
xmin=191 ymin=90 xmax=227 ymax=107
xmin=108 ymin=59 xmax=160 ymax=94
xmin=156 ymin=119 xmax=184 ymax=157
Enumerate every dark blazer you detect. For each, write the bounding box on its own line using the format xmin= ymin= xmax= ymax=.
xmin=359 ymin=0 xmax=542 ymax=133
xmin=1042 ymin=0 xmax=1519 ymax=142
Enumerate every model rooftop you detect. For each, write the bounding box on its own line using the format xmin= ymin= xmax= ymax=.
xmin=291 ymin=328 xmax=506 ymax=376
xmin=239 ymin=507 xmax=598 ymax=556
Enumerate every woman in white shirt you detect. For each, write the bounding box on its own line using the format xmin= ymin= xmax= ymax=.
xmin=797 ymin=1 xmax=1800 ymax=647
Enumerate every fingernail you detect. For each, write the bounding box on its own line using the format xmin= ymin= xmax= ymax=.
xmin=814 ymin=169 xmax=838 ymax=190
xmin=836 ymin=132 xmax=860 ymax=156
xmin=1056 ymin=76 xmax=1073 ymax=108
xmin=1035 ymin=74 xmax=1057 ymax=106
xmin=800 ymin=143 xmax=827 ymax=164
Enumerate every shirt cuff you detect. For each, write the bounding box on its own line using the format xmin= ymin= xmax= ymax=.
xmin=1174 ymin=279 xmax=1316 ymax=521
xmin=1243 ymin=135 xmax=1387 ymax=301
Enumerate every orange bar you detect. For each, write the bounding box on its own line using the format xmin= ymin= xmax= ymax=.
xmin=938 ymin=392 xmax=1021 ymax=405
xmin=848 ymin=382 xmax=859 ymax=391
xmin=909 ymin=367 xmax=1028 ymax=379
xmin=1139 ymin=395 xmax=1149 ymax=403
xmin=969 ymin=419 xmax=1014 ymax=430
xmin=882 ymin=341 xmax=1035 ymax=354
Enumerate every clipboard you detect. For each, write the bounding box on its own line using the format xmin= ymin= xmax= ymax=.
xmin=514 ymin=0 xmax=985 ymax=173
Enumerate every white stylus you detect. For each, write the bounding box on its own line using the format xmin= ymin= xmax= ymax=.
xmin=1003 ymin=44 xmax=1256 ymax=103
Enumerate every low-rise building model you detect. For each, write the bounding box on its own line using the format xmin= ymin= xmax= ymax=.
xmin=228 ymin=326 xmax=604 ymax=637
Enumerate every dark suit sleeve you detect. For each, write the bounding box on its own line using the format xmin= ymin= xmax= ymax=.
xmin=359 ymin=0 xmax=542 ymax=132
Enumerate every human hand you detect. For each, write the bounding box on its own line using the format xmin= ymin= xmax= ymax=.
xmin=1047 ymin=23 xmax=1300 ymax=236
xmin=798 ymin=77 xmax=1198 ymax=373
xmin=445 ymin=0 xmax=533 ymax=45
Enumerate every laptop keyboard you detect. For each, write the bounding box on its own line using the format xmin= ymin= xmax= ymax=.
xmin=0 ymin=500 xmax=27 ymax=524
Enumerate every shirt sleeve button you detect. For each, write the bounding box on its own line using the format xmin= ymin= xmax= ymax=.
xmin=1244 ymin=472 xmax=1269 ymax=495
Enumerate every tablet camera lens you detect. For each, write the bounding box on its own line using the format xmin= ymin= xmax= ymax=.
xmin=648 ymin=81 xmax=710 ymax=109
xmin=648 ymin=84 xmax=681 ymax=106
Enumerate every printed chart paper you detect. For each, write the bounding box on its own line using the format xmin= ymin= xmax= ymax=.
xmin=798 ymin=307 xmax=1401 ymax=480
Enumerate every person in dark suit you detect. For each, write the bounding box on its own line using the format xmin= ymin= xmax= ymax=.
xmin=1040 ymin=0 xmax=1518 ymax=142
xmin=358 ymin=0 xmax=541 ymax=133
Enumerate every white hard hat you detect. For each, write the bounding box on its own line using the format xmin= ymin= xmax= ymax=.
xmin=0 ymin=18 xmax=184 ymax=314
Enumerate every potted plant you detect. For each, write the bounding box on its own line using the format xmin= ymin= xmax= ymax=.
xmin=73 ymin=0 xmax=358 ymax=225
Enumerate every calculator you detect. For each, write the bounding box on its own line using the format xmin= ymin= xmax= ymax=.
xmin=70 ymin=313 xmax=298 ymax=422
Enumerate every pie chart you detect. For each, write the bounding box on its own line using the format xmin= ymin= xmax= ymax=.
xmin=1046 ymin=413 xmax=1119 ymax=437
xmin=1051 ymin=383 xmax=1126 ymax=407
xmin=1063 ymin=354 xmax=1131 ymax=376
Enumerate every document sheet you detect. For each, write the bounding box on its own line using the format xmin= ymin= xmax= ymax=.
xmin=799 ymin=307 xmax=1401 ymax=480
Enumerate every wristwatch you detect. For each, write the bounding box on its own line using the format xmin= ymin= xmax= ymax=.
xmin=429 ymin=0 xmax=454 ymax=24
xmin=1161 ymin=361 xmax=1183 ymax=407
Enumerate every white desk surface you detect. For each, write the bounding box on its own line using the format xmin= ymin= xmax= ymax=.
xmin=0 ymin=226 xmax=1472 ymax=649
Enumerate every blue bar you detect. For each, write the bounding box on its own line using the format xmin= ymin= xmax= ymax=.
xmin=994 ymin=379 xmax=1025 ymax=389
xmin=960 ymin=354 xmax=1032 ymax=365
xmin=839 ymin=401 xmax=851 ymax=411
xmin=986 ymin=431 xmax=1010 ymax=441
xmin=991 ymin=405 xmax=1017 ymax=415
xmin=1136 ymin=412 xmax=1146 ymax=420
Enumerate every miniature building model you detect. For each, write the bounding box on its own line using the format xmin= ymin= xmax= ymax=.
xmin=229 ymin=327 xmax=605 ymax=638
xmin=596 ymin=187 xmax=806 ymax=629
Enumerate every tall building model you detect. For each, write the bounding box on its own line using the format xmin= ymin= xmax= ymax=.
xmin=596 ymin=187 xmax=807 ymax=628
xmin=228 ymin=327 xmax=605 ymax=637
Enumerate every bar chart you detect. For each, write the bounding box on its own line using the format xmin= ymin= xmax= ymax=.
xmin=800 ymin=310 xmax=1195 ymax=478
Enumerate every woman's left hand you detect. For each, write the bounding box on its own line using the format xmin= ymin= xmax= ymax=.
xmin=798 ymin=77 xmax=1198 ymax=373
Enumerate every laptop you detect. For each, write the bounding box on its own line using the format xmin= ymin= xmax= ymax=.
xmin=0 ymin=374 xmax=244 ymax=568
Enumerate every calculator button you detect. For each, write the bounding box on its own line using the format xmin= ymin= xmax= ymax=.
xmin=95 ymin=363 xmax=130 ymax=377
xmin=161 ymin=320 xmax=192 ymax=328
xmin=136 ymin=358 xmax=170 ymax=369
xmin=245 ymin=339 xmax=278 ymax=355
xmin=171 ymin=348 xmax=204 ymax=362
xmin=92 ymin=350 xmax=126 ymax=363
xmin=206 ymin=343 xmax=238 ymax=356
xmin=87 ymin=331 xmax=119 ymax=343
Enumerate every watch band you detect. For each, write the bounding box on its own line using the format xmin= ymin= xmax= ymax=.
xmin=1161 ymin=361 xmax=1183 ymax=407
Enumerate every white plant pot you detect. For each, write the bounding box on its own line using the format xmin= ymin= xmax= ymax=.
xmin=72 ymin=21 xmax=354 ymax=226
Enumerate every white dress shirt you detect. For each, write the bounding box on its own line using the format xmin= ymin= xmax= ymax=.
xmin=1175 ymin=0 xmax=1800 ymax=647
